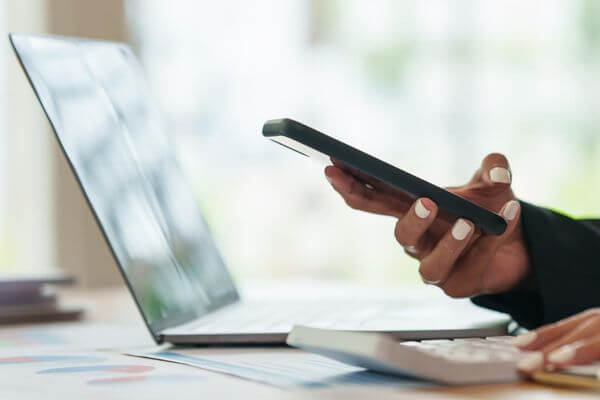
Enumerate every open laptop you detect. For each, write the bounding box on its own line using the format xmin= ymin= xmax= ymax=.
xmin=10 ymin=33 xmax=509 ymax=344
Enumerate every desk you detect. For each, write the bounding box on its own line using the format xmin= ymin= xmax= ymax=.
xmin=1 ymin=286 xmax=597 ymax=399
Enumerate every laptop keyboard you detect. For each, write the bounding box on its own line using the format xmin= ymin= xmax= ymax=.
xmin=186 ymin=299 xmax=489 ymax=334
xmin=188 ymin=301 xmax=406 ymax=333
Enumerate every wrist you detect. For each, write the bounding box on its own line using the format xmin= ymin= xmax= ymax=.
xmin=513 ymin=265 xmax=537 ymax=292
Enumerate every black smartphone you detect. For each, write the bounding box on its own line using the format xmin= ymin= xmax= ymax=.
xmin=262 ymin=118 xmax=507 ymax=235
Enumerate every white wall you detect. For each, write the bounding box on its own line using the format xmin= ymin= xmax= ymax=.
xmin=1 ymin=1 xmax=54 ymax=275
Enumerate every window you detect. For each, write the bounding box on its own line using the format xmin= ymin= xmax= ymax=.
xmin=123 ymin=1 xmax=600 ymax=286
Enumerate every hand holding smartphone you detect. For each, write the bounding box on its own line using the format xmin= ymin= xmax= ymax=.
xmin=262 ymin=118 xmax=507 ymax=235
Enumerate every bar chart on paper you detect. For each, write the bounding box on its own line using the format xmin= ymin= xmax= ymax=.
xmin=131 ymin=348 xmax=433 ymax=390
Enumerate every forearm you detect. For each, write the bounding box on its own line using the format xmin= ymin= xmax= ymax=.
xmin=472 ymin=202 xmax=600 ymax=329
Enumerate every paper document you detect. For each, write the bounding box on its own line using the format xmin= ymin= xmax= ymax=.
xmin=0 ymin=323 xmax=153 ymax=351
xmin=0 ymin=324 xmax=304 ymax=400
xmin=130 ymin=347 xmax=431 ymax=389
xmin=0 ymin=348 xmax=297 ymax=400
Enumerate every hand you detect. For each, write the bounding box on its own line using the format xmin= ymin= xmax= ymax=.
xmin=513 ymin=308 xmax=600 ymax=374
xmin=324 ymin=153 xmax=531 ymax=297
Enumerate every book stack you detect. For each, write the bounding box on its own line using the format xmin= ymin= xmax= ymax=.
xmin=0 ymin=276 xmax=83 ymax=324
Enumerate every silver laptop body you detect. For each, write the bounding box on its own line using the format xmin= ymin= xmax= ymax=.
xmin=10 ymin=33 xmax=509 ymax=344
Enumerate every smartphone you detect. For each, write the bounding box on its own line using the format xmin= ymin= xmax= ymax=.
xmin=262 ymin=118 xmax=507 ymax=235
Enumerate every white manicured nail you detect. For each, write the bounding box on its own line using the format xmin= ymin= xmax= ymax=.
xmin=502 ymin=200 xmax=519 ymax=221
xmin=451 ymin=219 xmax=471 ymax=240
xmin=404 ymin=245 xmax=419 ymax=254
xmin=517 ymin=352 xmax=544 ymax=372
xmin=511 ymin=331 xmax=537 ymax=347
xmin=490 ymin=167 xmax=511 ymax=184
xmin=422 ymin=277 xmax=441 ymax=285
xmin=548 ymin=345 xmax=576 ymax=364
xmin=415 ymin=199 xmax=430 ymax=219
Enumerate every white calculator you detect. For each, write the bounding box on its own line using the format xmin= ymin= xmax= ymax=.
xmin=287 ymin=325 xmax=528 ymax=385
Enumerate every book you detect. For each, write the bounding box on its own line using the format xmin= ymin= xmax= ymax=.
xmin=0 ymin=275 xmax=83 ymax=324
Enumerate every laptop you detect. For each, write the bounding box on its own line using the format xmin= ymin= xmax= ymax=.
xmin=9 ymin=33 xmax=509 ymax=344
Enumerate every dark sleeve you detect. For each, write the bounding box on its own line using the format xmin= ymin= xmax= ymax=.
xmin=471 ymin=201 xmax=600 ymax=329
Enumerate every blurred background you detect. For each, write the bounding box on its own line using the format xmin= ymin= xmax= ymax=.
xmin=1 ymin=0 xmax=600 ymax=289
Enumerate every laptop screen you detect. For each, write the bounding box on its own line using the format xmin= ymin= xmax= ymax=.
xmin=10 ymin=34 xmax=239 ymax=339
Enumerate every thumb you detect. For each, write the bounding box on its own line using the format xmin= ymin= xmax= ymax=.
xmin=471 ymin=152 xmax=512 ymax=187
xmin=451 ymin=153 xmax=514 ymax=208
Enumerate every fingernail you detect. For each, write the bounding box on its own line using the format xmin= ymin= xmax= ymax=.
xmin=490 ymin=167 xmax=511 ymax=184
xmin=511 ymin=331 xmax=537 ymax=347
xmin=548 ymin=345 xmax=576 ymax=364
xmin=451 ymin=219 xmax=471 ymax=240
xmin=404 ymin=245 xmax=419 ymax=255
xmin=422 ymin=277 xmax=441 ymax=285
xmin=326 ymin=175 xmax=333 ymax=184
xmin=517 ymin=351 xmax=543 ymax=372
xmin=502 ymin=200 xmax=519 ymax=221
xmin=415 ymin=199 xmax=431 ymax=219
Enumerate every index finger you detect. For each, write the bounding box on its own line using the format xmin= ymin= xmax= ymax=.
xmin=331 ymin=159 xmax=414 ymax=199
xmin=512 ymin=310 xmax=600 ymax=350
xmin=325 ymin=166 xmax=412 ymax=217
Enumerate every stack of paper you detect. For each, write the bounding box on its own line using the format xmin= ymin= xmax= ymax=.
xmin=0 ymin=276 xmax=83 ymax=324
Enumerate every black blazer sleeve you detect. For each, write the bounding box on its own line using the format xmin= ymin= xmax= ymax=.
xmin=471 ymin=201 xmax=600 ymax=329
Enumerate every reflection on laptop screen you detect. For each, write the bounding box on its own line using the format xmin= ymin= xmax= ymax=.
xmin=11 ymin=34 xmax=239 ymax=336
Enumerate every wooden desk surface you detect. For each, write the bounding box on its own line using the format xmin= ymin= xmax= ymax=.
xmin=5 ymin=286 xmax=596 ymax=399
